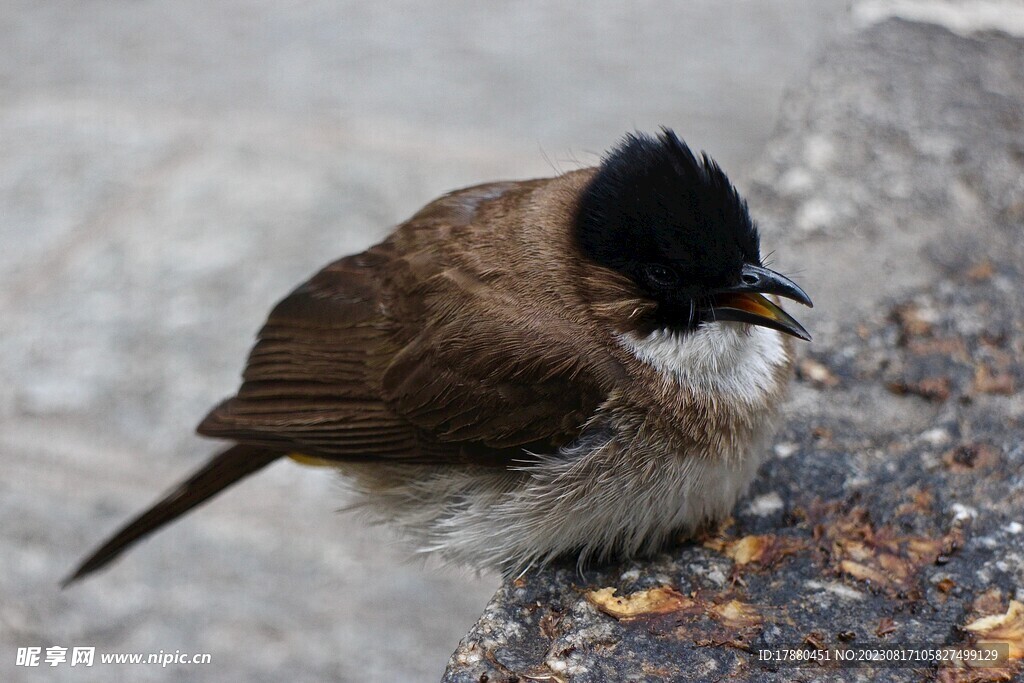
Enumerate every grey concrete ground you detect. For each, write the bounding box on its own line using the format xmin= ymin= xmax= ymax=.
xmin=12 ymin=1 xmax=990 ymax=681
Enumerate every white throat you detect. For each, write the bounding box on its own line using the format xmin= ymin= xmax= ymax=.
xmin=618 ymin=322 xmax=788 ymax=403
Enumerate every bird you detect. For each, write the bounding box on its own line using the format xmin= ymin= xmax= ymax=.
xmin=65 ymin=128 xmax=811 ymax=585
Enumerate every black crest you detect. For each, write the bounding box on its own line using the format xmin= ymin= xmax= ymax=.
xmin=575 ymin=129 xmax=761 ymax=299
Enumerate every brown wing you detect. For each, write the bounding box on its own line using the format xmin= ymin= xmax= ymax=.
xmin=197 ymin=183 xmax=620 ymax=463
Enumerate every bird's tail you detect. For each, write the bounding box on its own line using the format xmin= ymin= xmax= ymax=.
xmin=63 ymin=444 xmax=282 ymax=586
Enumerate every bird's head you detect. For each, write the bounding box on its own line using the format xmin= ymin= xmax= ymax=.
xmin=575 ymin=129 xmax=812 ymax=341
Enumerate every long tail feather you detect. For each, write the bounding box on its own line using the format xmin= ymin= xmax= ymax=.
xmin=63 ymin=444 xmax=282 ymax=586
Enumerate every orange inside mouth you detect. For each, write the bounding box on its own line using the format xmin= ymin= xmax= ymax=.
xmin=712 ymin=292 xmax=782 ymax=320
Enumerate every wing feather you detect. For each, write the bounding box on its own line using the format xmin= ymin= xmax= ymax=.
xmin=198 ymin=183 xmax=618 ymax=462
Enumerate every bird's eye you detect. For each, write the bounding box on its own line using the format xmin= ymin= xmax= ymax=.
xmin=643 ymin=263 xmax=679 ymax=288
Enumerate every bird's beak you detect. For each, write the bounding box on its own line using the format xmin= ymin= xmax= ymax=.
xmin=707 ymin=264 xmax=813 ymax=341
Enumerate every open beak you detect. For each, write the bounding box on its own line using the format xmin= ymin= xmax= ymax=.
xmin=706 ymin=264 xmax=813 ymax=341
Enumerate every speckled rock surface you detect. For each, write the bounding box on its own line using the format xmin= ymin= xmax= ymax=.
xmin=444 ymin=19 xmax=1024 ymax=683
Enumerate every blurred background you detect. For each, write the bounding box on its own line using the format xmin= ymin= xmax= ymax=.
xmin=6 ymin=2 xmax=1014 ymax=681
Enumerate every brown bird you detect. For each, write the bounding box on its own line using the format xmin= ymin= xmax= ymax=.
xmin=66 ymin=129 xmax=811 ymax=584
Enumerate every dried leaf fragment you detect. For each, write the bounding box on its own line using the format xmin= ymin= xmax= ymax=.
xmin=803 ymin=631 xmax=826 ymax=650
xmin=705 ymin=534 xmax=805 ymax=568
xmin=825 ymin=506 xmax=963 ymax=596
xmin=964 ymin=600 xmax=1024 ymax=660
xmin=585 ymin=586 xmax=691 ymax=620
xmin=840 ymin=559 xmax=892 ymax=587
xmin=876 ymin=617 xmax=898 ymax=637
xmin=710 ymin=600 xmax=762 ymax=629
